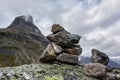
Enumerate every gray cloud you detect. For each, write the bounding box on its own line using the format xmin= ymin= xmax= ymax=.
xmin=0 ymin=0 xmax=120 ymax=58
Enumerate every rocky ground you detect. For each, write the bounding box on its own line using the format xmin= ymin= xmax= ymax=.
xmin=0 ymin=62 xmax=98 ymax=80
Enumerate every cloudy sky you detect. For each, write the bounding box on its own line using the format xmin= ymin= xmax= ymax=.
xmin=0 ymin=0 xmax=120 ymax=58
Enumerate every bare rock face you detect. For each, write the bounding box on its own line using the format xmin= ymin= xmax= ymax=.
xmin=0 ymin=15 xmax=50 ymax=67
xmin=64 ymin=47 xmax=82 ymax=55
xmin=56 ymin=53 xmax=78 ymax=64
xmin=91 ymin=49 xmax=109 ymax=65
xmin=51 ymin=42 xmax=62 ymax=54
xmin=84 ymin=63 xmax=107 ymax=78
xmin=51 ymin=24 xmax=64 ymax=33
xmin=39 ymin=43 xmax=57 ymax=62
xmin=8 ymin=15 xmax=40 ymax=33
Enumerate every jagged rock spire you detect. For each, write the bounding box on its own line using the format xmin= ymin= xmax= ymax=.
xmin=8 ymin=15 xmax=40 ymax=33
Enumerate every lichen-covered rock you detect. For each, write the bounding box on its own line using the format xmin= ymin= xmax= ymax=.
xmin=105 ymin=73 xmax=120 ymax=80
xmin=0 ymin=63 xmax=98 ymax=80
xmin=56 ymin=53 xmax=78 ymax=64
xmin=84 ymin=63 xmax=107 ymax=78
xmin=104 ymin=68 xmax=120 ymax=80
xmin=91 ymin=49 xmax=109 ymax=65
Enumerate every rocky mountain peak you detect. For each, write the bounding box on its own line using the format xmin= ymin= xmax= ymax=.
xmin=23 ymin=15 xmax=33 ymax=23
xmin=15 ymin=15 xmax=33 ymax=23
xmin=0 ymin=15 xmax=50 ymax=67
xmin=8 ymin=15 xmax=40 ymax=33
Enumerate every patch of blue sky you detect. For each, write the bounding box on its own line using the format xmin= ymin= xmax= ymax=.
xmin=80 ymin=0 xmax=101 ymax=9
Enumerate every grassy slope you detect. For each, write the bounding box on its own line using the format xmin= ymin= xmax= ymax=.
xmin=0 ymin=28 xmax=44 ymax=67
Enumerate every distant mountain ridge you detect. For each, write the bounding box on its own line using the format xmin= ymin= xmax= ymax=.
xmin=108 ymin=57 xmax=120 ymax=67
xmin=79 ymin=56 xmax=120 ymax=67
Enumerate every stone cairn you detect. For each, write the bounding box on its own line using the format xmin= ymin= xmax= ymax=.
xmin=39 ymin=24 xmax=82 ymax=64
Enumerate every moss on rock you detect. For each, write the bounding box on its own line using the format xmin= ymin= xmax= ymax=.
xmin=0 ymin=27 xmax=49 ymax=67
xmin=0 ymin=63 xmax=98 ymax=80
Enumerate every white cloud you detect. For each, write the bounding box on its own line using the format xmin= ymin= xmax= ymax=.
xmin=37 ymin=18 xmax=53 ymax=35
xmin=85 ymin=0 xmax=120 ymax=27
xmin=83 ymin=20 xmax=120 ymax=57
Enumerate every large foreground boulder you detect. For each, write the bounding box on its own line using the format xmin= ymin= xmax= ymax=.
xmin=91 ymin=49 xmax=109 ymax=65
xmin=0 ymin=15 xmax=50 ymax=67
xmin=84 ymin=63 xmax=107 ymax=78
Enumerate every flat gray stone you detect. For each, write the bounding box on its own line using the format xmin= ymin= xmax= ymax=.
xmin=56 ymin=53 xmax=78 ymax=64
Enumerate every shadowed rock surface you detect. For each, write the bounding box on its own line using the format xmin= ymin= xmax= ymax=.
xmin=0 ymin=15 xmax=50 ymax=67
xmin=46 ymin=24 xmax=81 ymax=48
xmin=91 ymin=49 xmax=109 ymax=65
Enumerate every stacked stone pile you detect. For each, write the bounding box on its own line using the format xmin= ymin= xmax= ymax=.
xmin=39 ymin=24 xmax=82 ymax=64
